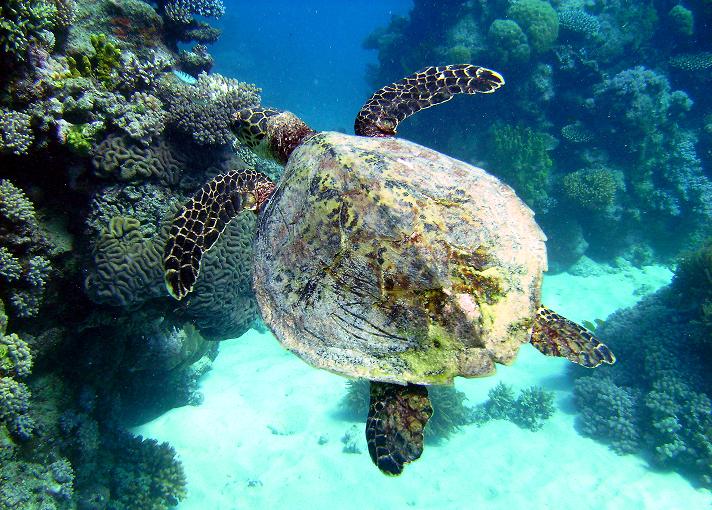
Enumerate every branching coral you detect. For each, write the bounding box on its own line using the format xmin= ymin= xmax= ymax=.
xmin=573 ymin=376 xmax=640 ymax=454
xmin=0 ymin=109 xmax=34 ymax=155
xmin=112 ymin=92 xmax=168 ymax=145
xmin=109 ymin=434 xmax=187 ymax=509
xmin=67 ymin=34 xmax=122 ymax=88
xmin=163 ymin=0 xmax=225 ymax=24
xmin=561 ymin=167 xmax=619 ymax=211
xmin=0 ymin=323 xmax=34 ymax=441
xmin=0 ymin=180 xmax=53 ymax=319
xmin=161 ymin=71 xmax=261 ymax=146
xmin=473 ymin=382 xmax=556 ymax=431
xmin=0 ymin=0 xmax=58 ymax=63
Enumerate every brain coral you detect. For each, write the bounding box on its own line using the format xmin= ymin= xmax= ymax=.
xmin=184 ymin=210 xmax=259 ymax=340
xmin=84 ymin=216 xmax=166 ymax=307
xmin=506 ymin=0 xmax=559 ymax=53
xmin=92 ymin=134 xmax=186 ymax=186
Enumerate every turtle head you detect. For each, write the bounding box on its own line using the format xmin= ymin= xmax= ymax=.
xmin=232 ymin=108 xmax=316 ymax=165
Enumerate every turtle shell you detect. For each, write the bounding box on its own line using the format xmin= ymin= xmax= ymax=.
xmin=253 ymin=132 xmax=547 ymax=385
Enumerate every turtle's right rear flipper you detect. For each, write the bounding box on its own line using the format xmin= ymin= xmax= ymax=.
xmin=163 ymin=169 xmax=275 ymax=300
xmin=366 ymin=382 xmax=433 ymax=476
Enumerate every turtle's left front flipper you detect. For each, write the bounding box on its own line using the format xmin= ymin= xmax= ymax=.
xmin=530 ymin=306 xmax=615 ymax=368
xmin=366 ymin=382 xmax=433 ymax=476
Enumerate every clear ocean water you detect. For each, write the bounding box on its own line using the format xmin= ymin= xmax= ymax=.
xmin=1 ymin=0 xmax=711 ymax=509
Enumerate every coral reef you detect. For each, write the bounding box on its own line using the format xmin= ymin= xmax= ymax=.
xmin=160 ymin=71 xmax=261 ymax=145
xmin=571 ymin=240 xmax=712 ymax=487
xmin=0 ymin=180 xmax=53 ymax=319
xmin=472 ymin=382 xmax=556 ymax=432
xmin=485 ymin=123 xmax=553 ymax=212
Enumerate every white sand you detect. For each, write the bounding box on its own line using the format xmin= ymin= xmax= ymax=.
xmin=135 ymin=263 xmax=711 ymax=509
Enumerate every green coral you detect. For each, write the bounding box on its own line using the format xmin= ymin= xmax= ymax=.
xmin=506 ymin=0 xmax=559 ymax=53
xmin=488 ymin=19 xmax=530 ymax=65
xmin=473 ymin=382 xmax=555 ymax=431
xmin=486 ymin=122 xmax=553 ymax=211
xmin=340 ymin=379 xmax=475 ymax=443
xmin=668 ymin=5 xmax=694 ymax=37
xmin=562 ymin=168 xmax=618 ymax=210
xmin=67 ymin=34 xmax=122 ymax=88
xmin=65 ymin=123 xmax=98 ymax=155
xmin=0 ymin=0 xmax=57 ymax=62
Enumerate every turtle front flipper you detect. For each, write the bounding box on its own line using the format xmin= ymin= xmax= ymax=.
xmin=366 ymin=382 xmax=433 ymax=476
xmin=163 ymin=169 xmax=275 ymax=300
xmin=354 ymin=64 xmax=504 ymax=137
xmin=530 ymin=306 xmax=616 ymax=368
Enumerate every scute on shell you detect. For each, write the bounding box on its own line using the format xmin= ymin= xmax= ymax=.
xmin=253 ymin=132 xmax=546 ymax=385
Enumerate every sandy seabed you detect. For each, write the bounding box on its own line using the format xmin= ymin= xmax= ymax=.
xmin=136 ymin=263 xmax=712 ymax=509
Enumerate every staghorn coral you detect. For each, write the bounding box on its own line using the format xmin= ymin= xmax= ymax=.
xmin=163 ymin=0 xmax=225 ymax=24
xmin=0 ymin=109 xmax=34 ymax=155
xmin=161 ymin=71 xmax=261 ymax=146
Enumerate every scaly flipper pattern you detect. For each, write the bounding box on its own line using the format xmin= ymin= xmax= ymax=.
xmin=163 ymin=169 xmax=275 ymax=300
xmin=366 ymin=382 xmax=433 ymax=476
xmin=354 ymin=64 xmax=504 ymax=137
xmin=530 ymin=306 xmax=616 ymax=368
xmin=233 ymin=107 xmax=316 ymax=164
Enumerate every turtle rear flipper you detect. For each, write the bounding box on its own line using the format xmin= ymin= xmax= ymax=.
xmin=355 ymin=64 xmax=504 ymax=137
xmin=163 ymin=169 xmax=275 ymax=300
xmin=530 ymin=306 xmax=616 ymax=368
xmin=366 ymin=382 xmax=433 ymax=476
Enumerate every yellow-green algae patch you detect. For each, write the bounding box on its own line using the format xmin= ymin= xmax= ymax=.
xmin=398 ymin=322 xmax=462 ymax=385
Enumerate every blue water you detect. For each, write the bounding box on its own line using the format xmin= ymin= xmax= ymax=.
xmin=213 ymin=0 xmax=412 ymax=130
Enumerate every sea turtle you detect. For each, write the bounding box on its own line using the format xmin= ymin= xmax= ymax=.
xmin=163 ymin=64 xmax=615 ymax=476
